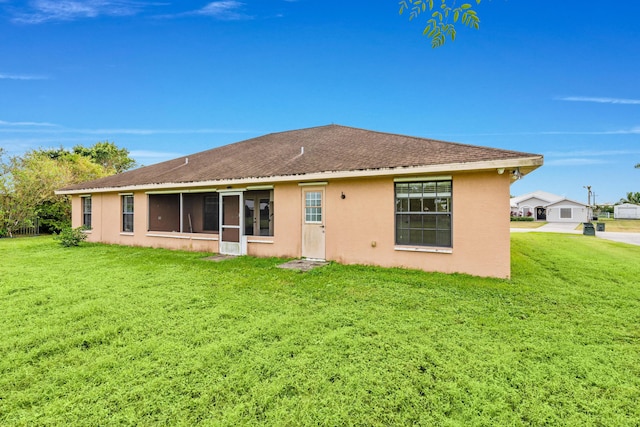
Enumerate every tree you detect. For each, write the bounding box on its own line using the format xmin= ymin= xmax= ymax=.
xmin=72 ymin=141 xmax=137 ymax=174
xmin=399 ymin=0 xmax=482 ymax=48
xmin=635 ymin=163 xmax=639 ymax=169
xmin=0 ymin=142 xmax=136 ymax=237
xmin=620 ymin=192 xmax=640 ymax=205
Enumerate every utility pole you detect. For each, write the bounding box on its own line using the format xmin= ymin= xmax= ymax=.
xmin=583 ymin=185 xmax=592 ymax=222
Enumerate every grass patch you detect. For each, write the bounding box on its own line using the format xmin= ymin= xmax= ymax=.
xmin=1 ymin=236 xmax=639 ymax=425
xmin=592 ymin=218 xmax=640 ymax=232
xmin=509 ymin=221 xmax=546 ymax=229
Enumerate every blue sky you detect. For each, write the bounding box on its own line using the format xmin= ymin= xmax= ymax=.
xmin=1 ymin=0 xmax=639 ymax=204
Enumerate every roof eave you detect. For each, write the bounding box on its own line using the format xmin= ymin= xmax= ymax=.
xmin=56 ymin=155 xmax=543 ymax=195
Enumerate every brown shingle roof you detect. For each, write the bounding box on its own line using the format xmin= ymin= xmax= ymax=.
xmin=59 ymin=124 xmax=542 ymax=192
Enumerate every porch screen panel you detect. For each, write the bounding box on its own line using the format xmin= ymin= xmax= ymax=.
xmin=183 ymin=192 xmax=218 ymax=233
xmin=395 ymin=180 xmax=452 ymax=247
xmin=148 ymin=194 xmax=180 ymax=232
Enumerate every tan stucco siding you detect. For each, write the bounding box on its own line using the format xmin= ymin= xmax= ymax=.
xmin=70 ymin=171 xmax=512 ymax=278
xmin=246 ymin=183 xmax=301 ymax=258
xmin=321 ymin=172 xmax=511 ymax=278
xmin=72 ymin=192 xmax=220 ymax=252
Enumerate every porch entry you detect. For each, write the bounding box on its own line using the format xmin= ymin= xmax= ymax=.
xmin=301 ymin=187 xmax=326 ymax=260
xmin=219 ymin=192 xmax=244 ymax=256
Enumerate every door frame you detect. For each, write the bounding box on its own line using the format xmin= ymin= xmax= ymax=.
xmin=219 ymin=191 xmax=246 ymax=255
xmin=301 ymin=185 xmax=326 ymax=260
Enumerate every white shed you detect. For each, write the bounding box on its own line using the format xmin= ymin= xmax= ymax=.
xmin=614 ymin=203 xmax=640 ymax=219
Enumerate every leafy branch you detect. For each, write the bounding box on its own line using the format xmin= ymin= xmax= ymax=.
xmin=399 ymin=0 xmax=482 ymax=48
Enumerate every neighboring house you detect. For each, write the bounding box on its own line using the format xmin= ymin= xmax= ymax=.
xmin=615 ymin=203 xmax=640 ymax=219
xmin=511 ymin=190 xmax=589 ymax=223
xmin=57 ymin=125 xmax=542 ymax=278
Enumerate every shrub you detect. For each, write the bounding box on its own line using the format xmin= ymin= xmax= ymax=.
xmin=510 ymin=216 xmax=534 ymax=222
xmin=55 ymin=226 xmax=88 ymax=247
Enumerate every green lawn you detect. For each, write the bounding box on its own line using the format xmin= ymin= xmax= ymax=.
xmin=1 ymin=236 xmax=639 ymax=426
xmin=509 ymin=221 xmax=546 ymax=229
xmin=592 ymin=218 xmax=640 ymax=232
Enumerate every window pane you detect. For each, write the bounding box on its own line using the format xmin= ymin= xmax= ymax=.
xmin=259 ymin=199 xmax=270 ymax=236
xmin=123 ymin=195 xmax=134 ymax=213
xmin=436 ymin=230 xmax=452 ymax=246
xmin=409 ymin=183 xmax=422 ymax=194
xmin=423 ymin=198 xmax=436 ymax=212
xmin=123 ymin=214 xmax=134 ymax=233
xmin=423 ymin=215 xmax=437 ymax=229
xmin=397 ymin=198 xmax=408 ymax=213
xmin=437 ymin=214 xmax=452 ymax=230
xmin=437 ymin=181 xmax=452 ymax=195
xmin=244 ymin=198 xmax=255 ymax=235
xmin=409 ymin=214 xmax=423 ymax=228
xmin=409 ymin=229 xmax=423 ymax=245
xmin=436 ymin=197 xmax=450 ymax=213
xmin=423 ymin=182 xmax=436 ymax=196
xmin=422 ymin=230 xmax=437 ymax=246
xmin=409 ymin=198 xmax=422 ymax=212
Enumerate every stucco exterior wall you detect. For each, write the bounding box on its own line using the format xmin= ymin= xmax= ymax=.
xmin=70 ymin=171 xmax=513 ymax=278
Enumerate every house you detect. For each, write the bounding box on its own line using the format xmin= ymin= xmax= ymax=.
xmin=615 ymin=203 xmax=640 ymax=219
xmin=511 ymin=190 xmax=589 ymax=223
xmin=57 ymin=125 xmax=543 ymax=278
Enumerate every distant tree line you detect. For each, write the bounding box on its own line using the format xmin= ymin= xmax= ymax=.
xmin=0 ymin=142 xmax=136 ymax=237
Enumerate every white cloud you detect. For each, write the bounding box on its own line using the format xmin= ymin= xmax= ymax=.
xmin=194 ymin=1 xmax=251 ymax=20
xmin=0 ymin=120 xmax=58 ymax=127
xmin=11 ymin=0 xmax=167 ymax=24
xmin=0 ymin=73 xmax=48 ymax=80
xmin=540 ymin=127 xmax=640 ymax=135
xmin=557 ymin=96 xmax=640 ymax=105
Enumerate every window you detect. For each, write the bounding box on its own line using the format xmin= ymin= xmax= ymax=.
xmin=560 ymin=208 xmax=572 ymax=219
xmin=122 ymin=195 xmax=134 ymax=232
xmin=148 ymin=192 xmax=219 ymax=233
xmin=395 ymin=180 xmax=452 ymax=247
xmin=305 ymin=191 xmax=322 ymax=223
xmin=244 ymin=190 xmax=274 ymax=236
xmin=82 ymin=196 xmax=92 ymax=228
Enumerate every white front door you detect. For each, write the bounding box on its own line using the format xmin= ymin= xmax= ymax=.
xmin=219 ymin=192 xmax=244 ymax=255
xmin=301 ymin=188 xmax=326 ymax=260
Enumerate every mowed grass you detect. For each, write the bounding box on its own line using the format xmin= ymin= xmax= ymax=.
xmin=509 ymin=221 xmax=546 ymax=229
xmin=594 ymin=218 xmax=640 ymax=232
xmin=1 ymin=236 xmax=639 ymax=426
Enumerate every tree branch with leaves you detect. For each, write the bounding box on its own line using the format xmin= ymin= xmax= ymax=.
xmin=399 ymin=0 xmax=482 ymax=48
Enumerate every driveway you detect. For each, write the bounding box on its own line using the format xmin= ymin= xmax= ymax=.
xmin=510 ymin=222 xmax=640 ymax=246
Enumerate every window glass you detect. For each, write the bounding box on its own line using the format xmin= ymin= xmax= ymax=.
xmin=395 ymin=180 xmax=452 ymax=247
xmin=122 ymin=195 xmax=134 ymax=232
xmin=305 ymin=191 xmax=322 ymax=223
xmin=82 ymin=196 xmax=92 ymax=229
xmin=560 ymin=208 xmax=572 ymax=219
